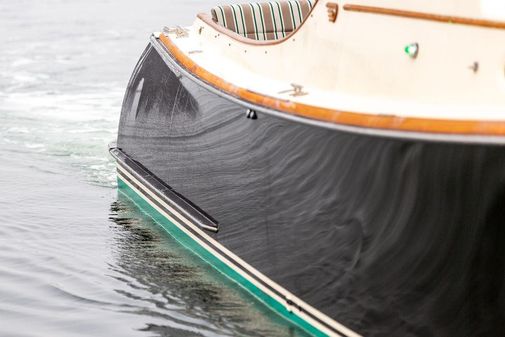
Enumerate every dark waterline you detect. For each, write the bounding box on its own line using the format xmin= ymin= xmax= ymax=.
xmin=0 ymin=1 xmax=307 ymax=336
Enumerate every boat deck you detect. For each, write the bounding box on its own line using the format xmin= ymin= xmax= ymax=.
xmin=158 ymin=0 xmax=505 ymax=141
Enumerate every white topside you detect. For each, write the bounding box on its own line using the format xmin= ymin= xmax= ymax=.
xmin=167 ymin=0 xmax=505 ymax=121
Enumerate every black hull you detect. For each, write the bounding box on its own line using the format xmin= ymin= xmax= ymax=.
xmin=115 ymin=39 xmax=505 ymax=336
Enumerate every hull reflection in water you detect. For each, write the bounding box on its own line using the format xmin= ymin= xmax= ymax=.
xmin=109 ymin=196 xmax=310 ymax=337
xmin=110 ymin=40 xmax=505 ymax=336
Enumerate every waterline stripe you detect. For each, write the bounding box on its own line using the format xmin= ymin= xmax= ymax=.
xmin=113 ymin=158 xmax=360 ymax=336
xmin=116 ymin=171 xmax=332 ymax=337
xmin=113 ymin=153 xmax=358 ymax=336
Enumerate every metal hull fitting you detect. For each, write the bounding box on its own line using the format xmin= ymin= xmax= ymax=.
xmin=111 ymin=38 xmax=505 ymax=337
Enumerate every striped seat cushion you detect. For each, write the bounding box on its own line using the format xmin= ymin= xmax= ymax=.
xmin=211 ymin=0 xmax=315 ymax=41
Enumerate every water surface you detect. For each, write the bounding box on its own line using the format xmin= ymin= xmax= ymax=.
xmin=0 ymin=1 xmax=307 ymax=336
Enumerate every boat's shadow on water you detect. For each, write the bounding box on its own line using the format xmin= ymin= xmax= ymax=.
xmin=107 ymin=194 xmax=309 ymax=337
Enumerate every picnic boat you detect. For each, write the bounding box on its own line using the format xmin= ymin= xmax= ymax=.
xmin=110 ymin=0 xmax=505 ymax=336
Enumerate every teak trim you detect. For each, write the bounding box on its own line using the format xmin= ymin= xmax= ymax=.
xmin=343 ymin=4 xmax=505 ymax=30
xmin=159 ymin=33 xmax=505 ymax=137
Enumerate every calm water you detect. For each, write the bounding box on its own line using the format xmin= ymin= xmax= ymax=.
xmin=0 ymin=1 xmax=307 ymax=336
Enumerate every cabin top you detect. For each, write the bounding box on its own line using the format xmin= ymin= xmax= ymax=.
xmin=158 ymin=0 xmax=505 ymax=141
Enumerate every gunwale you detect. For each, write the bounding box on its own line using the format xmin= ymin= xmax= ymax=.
xmin=159 ymin=32 xmax=505 ymax=138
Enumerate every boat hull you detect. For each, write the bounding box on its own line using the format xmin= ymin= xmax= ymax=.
xmin=113 ymin=40 xmax=505 ymax=336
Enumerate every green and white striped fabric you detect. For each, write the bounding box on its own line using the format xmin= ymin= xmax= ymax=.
xmin=211 ymin=0 xmax=315 ymax=41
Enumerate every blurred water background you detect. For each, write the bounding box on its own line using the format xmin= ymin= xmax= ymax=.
xmin=0 ymin=1 xmax=307 ymax=336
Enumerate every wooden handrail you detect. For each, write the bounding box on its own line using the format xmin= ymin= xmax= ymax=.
xmin=343 ymin=4 xmax=505 ymax=30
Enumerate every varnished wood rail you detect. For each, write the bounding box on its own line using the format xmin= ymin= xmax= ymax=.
xmin=343 ymin=4 xmax=505 ymax=30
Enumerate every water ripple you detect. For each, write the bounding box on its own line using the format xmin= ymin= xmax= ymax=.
xmin=0 ymin=0 xmax=311 ymax=336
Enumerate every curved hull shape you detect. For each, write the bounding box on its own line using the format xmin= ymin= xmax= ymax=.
xmin=114 ymin=40 xmax=505 ymax=336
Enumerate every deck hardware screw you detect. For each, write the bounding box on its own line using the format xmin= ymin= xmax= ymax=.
xmin=326 ymin=3 xmax=339 ymax=22
xmin=468 ymin=62 xmax=479 ymax=73
xmin=404 ymin=42 xmax=419 ymax=59
xmin=246 ymin=109 xmax=257 ymax=119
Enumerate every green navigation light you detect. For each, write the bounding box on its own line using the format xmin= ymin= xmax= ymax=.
xmin=404 ymin=43 xmax=419 ymax=59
